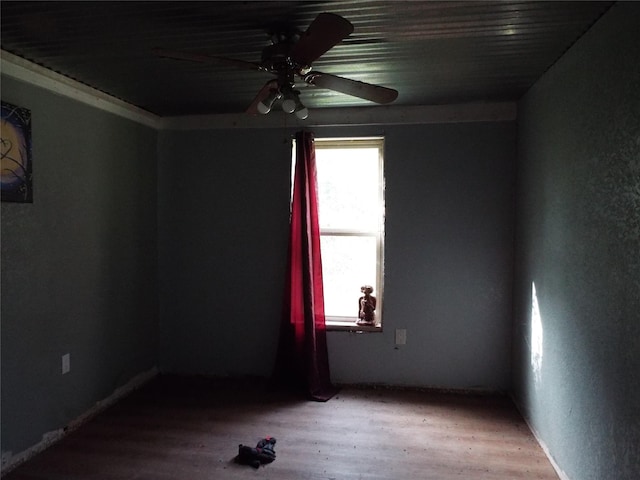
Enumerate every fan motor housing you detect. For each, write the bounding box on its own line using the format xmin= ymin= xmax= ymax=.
xmin=261 ymin=40 xmax=297 ymax=73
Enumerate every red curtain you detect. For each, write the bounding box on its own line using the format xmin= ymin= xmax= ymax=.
xmin=273 ymin=131 xmax=337 ymax=402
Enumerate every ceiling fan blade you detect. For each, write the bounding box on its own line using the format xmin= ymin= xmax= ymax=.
xmin=291 ymin=13 xmax=354 ymax=66
xmin=246 ymin=80 xmax=279 ymax=115
xmin=304 ymin=72 xmax=398 ymax=104
xmin=153 ymin=48 xmax=263 ymax=72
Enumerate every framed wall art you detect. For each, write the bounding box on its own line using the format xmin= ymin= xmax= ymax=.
xmin=1 ymin=101 xmax=33 ymax=203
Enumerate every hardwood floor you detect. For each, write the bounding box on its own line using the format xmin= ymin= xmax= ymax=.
xmin=4 ymin=375 xmax=558 ymax=479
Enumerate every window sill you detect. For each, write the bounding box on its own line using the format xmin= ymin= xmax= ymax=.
xmin=326 ymin=321 xmax=382 ymax=333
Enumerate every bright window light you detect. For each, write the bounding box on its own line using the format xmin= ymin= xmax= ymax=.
xmin=320 ymin=235 xmax=378 ymax=318
xmin=293 ymin=137 xmax=385 ymax=327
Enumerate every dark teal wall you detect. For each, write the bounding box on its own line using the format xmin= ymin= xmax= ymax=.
xmin=158 ymin=122 xmax=516 ymax=390
xmin=157 ymin=129 xmax=292 ymax=375
xmin=512 ymin=3 xmax=640 ymax=479
xmin=1 ymin=77 xmax=158 ymax=456
xmin=329 ymin=124 xmax=515 ymax=389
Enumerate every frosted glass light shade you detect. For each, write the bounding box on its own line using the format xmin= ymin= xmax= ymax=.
xmin=282 ymin=98 xmax=296 ymax=113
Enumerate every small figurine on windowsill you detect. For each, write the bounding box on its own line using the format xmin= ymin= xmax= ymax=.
xmin=357 ymin=285 xmax=377 ymax=326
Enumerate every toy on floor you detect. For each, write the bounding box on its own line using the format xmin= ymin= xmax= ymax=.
xmin=236 ymin=436 xmax=276 ymax=468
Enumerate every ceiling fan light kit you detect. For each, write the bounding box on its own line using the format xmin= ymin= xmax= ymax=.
xmin=257 ymin=89 xmax=281 ymax=114
xmin=282 ymin=97 xmax=297 ymax=114
xmin=256 ymin=85 xmax=307 ymax=117
xmin=293 ymin=97 xmax=309 ymax=120
xmin=295 ymin=108 xmax=309 ymax=120
xmin=155 ymin=12 xmax=398 ymax=120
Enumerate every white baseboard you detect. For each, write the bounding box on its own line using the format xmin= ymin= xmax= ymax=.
xmin=1 ymin=366 xmax=159 ymax=476
xmin=510 ymin=394 xmax=571 ymax=480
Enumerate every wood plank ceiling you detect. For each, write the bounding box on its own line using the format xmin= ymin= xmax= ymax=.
xmin=1 ymin=1 xmax=613 ymax=116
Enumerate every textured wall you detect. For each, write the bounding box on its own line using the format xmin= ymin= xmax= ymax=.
xmin=326 ymin=123 xmax=516 ymax=390
xmin=512 ymin=3 xmax=640 ymax=479
xmin=1 ymin=76 xmax=158 ymax=457
xmin=157 ymin=129 xmax=292 ymax=375
xmin=158 ymin=122 xmax=516 ymax=390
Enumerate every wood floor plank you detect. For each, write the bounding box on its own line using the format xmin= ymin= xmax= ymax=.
xmin=3 ymin=376 xmax=558 ymax=479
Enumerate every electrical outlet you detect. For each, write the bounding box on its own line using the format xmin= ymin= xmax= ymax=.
xmin=62 ymin=353 xmax=70 ymax=374
xmin=395 ymin=329 xmax=407 ymax=345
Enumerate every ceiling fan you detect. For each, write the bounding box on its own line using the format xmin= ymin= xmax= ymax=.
xmin=153 ymin=12 xmax=398 ymax=119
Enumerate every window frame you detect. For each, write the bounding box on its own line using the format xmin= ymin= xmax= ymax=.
xmin=312 ymin=137 xmax=385 ymax=332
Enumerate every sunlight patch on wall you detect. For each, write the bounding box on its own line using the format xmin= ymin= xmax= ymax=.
xmin=531 ymin=282 xmax=544 ymax=386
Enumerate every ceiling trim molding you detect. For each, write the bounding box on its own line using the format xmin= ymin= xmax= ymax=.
xmin=2 ymin=49 xmax=516 ymax=130
xmin=160 ymin=102 xmax=516 ymax=130
xmin=1 ymin=49 xmax=162 ymax=129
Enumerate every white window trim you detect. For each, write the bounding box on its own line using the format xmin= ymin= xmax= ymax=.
xmin=313 ymin=137 xmax=385 ymax=332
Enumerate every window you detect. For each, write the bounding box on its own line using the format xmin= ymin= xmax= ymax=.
xmin=293 ymin=137 xmax=385 ymax=330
